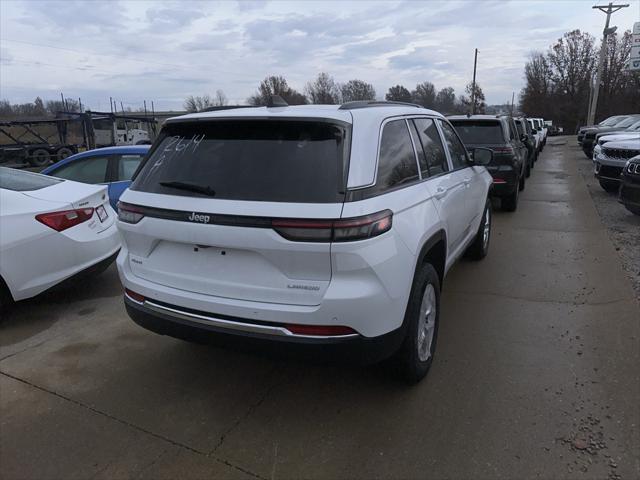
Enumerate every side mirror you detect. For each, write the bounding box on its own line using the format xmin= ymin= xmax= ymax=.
xmin=531 ymin=129 xmax=538 ymax=134
xmin=471 ymin=147 xmax=493 ymax=166
xmin=520 ymin=134 xmax=528 ymax=142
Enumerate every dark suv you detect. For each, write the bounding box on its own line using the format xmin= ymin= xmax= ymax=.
xmin=448 ymin=115 xmax=527 ymax=211
xmin=515 ymin=117 xmax=537 ymax=176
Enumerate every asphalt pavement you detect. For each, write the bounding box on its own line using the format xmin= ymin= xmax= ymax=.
xmin=1 ymin=137 xmax=638 ymax=480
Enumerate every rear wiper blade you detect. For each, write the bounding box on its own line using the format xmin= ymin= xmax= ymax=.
xmin=159 ymin=181 xmax=216 ymax=197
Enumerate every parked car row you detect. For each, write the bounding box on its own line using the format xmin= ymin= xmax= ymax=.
xmin=447 ymin=114 xmax=547 ymax=212
xmin=582 ymin=115 xmax=640 ymax=216
xmin=1 ymin=100 xmax=499 ymax=383
xmin=577 ymin=114 xmax=640 ymax=159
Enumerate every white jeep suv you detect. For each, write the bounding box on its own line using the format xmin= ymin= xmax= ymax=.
xmin=116 ymin=99 xmax=493 ymax=382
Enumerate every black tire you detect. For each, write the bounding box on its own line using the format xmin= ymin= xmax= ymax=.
xmin=466 ymin=198 xmax=491 ymax=260
xmin=28 ymin=148 xmax=50 ymax=167
xmin=583 ymin=148 xmax=593 ymax=159
xmin=525 ymin=160 xmax=531 ymax=178
xmin=56 ymin=147 xmax=73 ymax=161
xmin=0 ymin=276 xmax=13 ymax=315
xmin=598 ymin=178 xmax=619 ymax=193
xmin=502 ymin=186 xmax=519 ymax=212
xmin=394 ymin=263 xmax=441 ymax=384
xmin=623 ymin=204 xmax=640 ymax=216
xmin=519 ymin=172 xmax=525 ymax=191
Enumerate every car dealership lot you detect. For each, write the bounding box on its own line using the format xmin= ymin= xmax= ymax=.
xmin=1 ymin=138 xmax=638 ymax=480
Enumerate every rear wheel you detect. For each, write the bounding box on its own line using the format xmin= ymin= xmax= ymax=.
xmin=466 ymin=198 xmax=491 ymax=260
xmin=0 ymin=276 xmax=13 ymax=315
xmin=502 ymin=185 xmax=519 ymax=212
xmin=395 ymin=263 xmax=440 ymax=384
xmin=28 ymin=149 xmax=50 ymax=167
xmin=525 ymin=160 xmax=531 ymax=178
xmin=519 ymin=172 xmax=526 ymax=191
xmin=598 ymin=178 xmax=619 ymax=193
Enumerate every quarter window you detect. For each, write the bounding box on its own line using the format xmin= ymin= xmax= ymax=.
xmin=372 ymin=119 xmax=419 ymax=194
xmin=438 ymin=120 xmax=469 ymax=170
xmin=51 ymin=155 xmax=109 ymax=184
xmin=411 ymin=118 xmax=449 ymax=177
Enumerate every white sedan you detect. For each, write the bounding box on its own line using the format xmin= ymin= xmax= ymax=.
xmin=0 ymin=167 xmax=120 ymax=307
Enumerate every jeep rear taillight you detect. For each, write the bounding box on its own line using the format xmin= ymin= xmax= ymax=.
xmin=492 ymin=146 xmax=515 ymax=155
xmin=272 ymin=210 xmax=392 ymax=243
xmin=118 ymin=202 xmax=144 ymax=224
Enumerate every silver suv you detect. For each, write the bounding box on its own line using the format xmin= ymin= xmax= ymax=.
xmin=117 ymin=99 xmax=493 ymax=382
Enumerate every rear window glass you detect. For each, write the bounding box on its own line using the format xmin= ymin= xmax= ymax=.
xmin=132 ymin=120 xmax=349 ymax=203
xmin=0 ymin=167 xmax=63 ymax=191
xmin=52 ymin=155 xmax=109 ymax=184
xmin=370 ymin=119 xmax=419 ymax=194
xmin=449 ymin=121 xmax=505 ymax=144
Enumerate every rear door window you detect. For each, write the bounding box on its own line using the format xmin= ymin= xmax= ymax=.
xmin=132 ymin=120 xmax=349 ymax=203
xmin=411 ymin=118 xmax=449 ymax=177
xmin=438 ymin=120 xmax=469 ymax=170
xmin=117 ymin=154 xmax=144 ymax=181
xmin=449 ymin=120 xmax=505 ymax=144
xmin=370 ymin=119 xmax=419 ymax=194
xmin=51 ymin=156 xmax=110 ymax=184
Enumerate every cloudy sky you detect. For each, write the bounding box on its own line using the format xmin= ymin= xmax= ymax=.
xmin=1 ymin=0 xmax=638 ymax=111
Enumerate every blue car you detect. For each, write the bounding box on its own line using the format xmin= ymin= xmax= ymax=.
xmin=42 ymin=145 xmax=150 ymax=210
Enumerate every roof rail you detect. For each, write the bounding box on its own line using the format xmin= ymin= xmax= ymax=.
xmin=338 ymin=100 xmax=422 ymax=110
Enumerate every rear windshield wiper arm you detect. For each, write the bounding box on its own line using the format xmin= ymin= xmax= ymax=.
xmin=159 ymin=181 xmax=216 ymax=197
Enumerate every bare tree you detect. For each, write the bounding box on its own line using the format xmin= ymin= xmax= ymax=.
xmin=411 ymin=82 xmax=437 ymax=109
xmin=214 ymin=89 xmax=228 ymax=106
xmin=519 ymin=52 xmax=553 ymax=118
xmin=183 ymin=95 xmax=214 ymax=113
xmin=305 ymin=72 xmax=341 ymax=104
xmin=459 ymin=82 xmax=486 ymax=114
xmin=340 ymin=79 xmax=376 ymax=102
xmin=46 ymin=99 xmax=80 ymax=114
xmin=434 ymin=87 xmax=457 ymax=113
xmin=519 ymin=29 xmax=608 ymax=132
xmin=385 ymin=85 xmax=412 ymax=103
xmin=248 ymin=75 xmax=307 ymax=106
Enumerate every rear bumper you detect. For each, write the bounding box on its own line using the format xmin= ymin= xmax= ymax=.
xmin=5 ymin=222 xmax=121 ymax=301
xmin=124 ymin=295 xmax=405 ymax=364
xmin=486 ymin=167 xmax=518 ymax=197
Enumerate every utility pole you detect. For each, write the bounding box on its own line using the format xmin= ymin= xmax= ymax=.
xmin=510 ymin=91 xmax=515 ymax=116
xmin=588 ymin=2 xmax=629 ymax=125
xmin=471 ymin=48 xmax=478 ymax=114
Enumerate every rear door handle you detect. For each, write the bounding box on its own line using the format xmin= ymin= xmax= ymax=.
xmin=435 ymin=186 xmax=448 ymax=199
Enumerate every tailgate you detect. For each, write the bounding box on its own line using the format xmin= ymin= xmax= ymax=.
xmin=121 ymin=193 xmax=342 ymax=306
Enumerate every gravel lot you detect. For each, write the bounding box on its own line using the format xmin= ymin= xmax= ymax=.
xmin=572 ymin=140 xmax=640 ymax=300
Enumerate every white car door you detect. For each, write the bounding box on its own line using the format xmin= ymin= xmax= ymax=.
xmin=437 ymin=119 xmax=477 ymax=253
xmin=412 ymin=118 xmax=468 ymax=256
